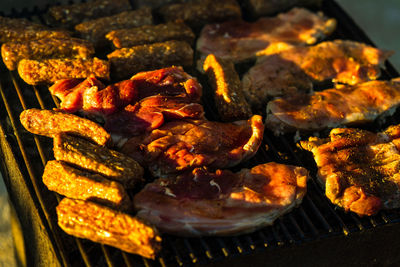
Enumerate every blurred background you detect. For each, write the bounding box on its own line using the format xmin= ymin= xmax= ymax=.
xmin=0 ymin=0 xmax=399 ymax=266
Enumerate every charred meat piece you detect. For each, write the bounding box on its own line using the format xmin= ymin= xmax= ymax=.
xmin=43 ymin=160 xmax=131 ymax=211
xmin=49 ymin=67 xmax=202 ymax=118
xmin=106 ymin=21 xmax=195 ymax=49
xmin=135 ymin=0 xmax=186 ymax=8
xmin=20 ymin=108 xmax=110 ymax=146
xmin=196 ymin=7 xmax=336 ymax=64
xmin=158 ymin=0 xmax=241 ymax=29
xmin=17 ymin=57 xmax=110 ymax=85
xmin=46 ymin=0 xmax=131 ymax=28
xmin=1 ymin=37 xmax=95 ymax=70
xmin=57 ymin=198 xmax=161 ymax=259
xmin=265 ymin=79 xmax=400 ymax=135
xmin=105 ymin=95 xmax=205 ymax=137
xmin=75 ymin=8 xmax=153 ymax=47
xmin=134 ymin=162 xmax=309 ymax=236
xmin=107 ymin=40 xmax=193 ymax=80
xmin=122 ymin=115 xmax=264 ymax=177
xmin=300 ymin=126 xmax=400 ymax=216
xmin=244 ymin=0 xmax=322 ymax=17
xmin=203 ymin=54 xmax=252 ymax=121
xmin=53 ymin=134 xmax=144 ymax=189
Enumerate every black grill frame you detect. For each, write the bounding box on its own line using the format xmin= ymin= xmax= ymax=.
xmin=1 ymin=0 xmax=400 ymax=266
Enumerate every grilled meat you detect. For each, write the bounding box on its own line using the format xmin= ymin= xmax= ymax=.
xmin=53 ymin=134 xmax=144 ymax=189
xmin=46 ymin=0 xmax=131 ymax=28
xmin=203 ymin=54 xmax=252 ymax=121
xmin=300 ymin=125 xmax=400 ymax=216
xmin=105 ymin=95 xmax=205 ymax=137
xmin=107 ymin=40 xmax=193 ymax=80
xmin=196 ymin=7 xmax=336 ymax=64
xmin=244 ymin=0 xmax=322 ymax=17
xmin=57 ymin=198 xmax=161 ymax=259
xmin=106 ymin=21 xmax=195 ymax=49
xmin=17 ymin=57 xmax=110 ymax=85
xmin=134 ymin=162 xmax=309 ymax=236
xmin=265 ymin=79 xmax=400 ymax=135
xmin=158 ymin=0 xmax=241 ymax=29
xmin=49 ymin=67 xmax=202 ymax=118
xmin=19 ymin=108 xmax=110 ymax=146
xmin=75 ymin=8 xmax=153 ymax=47
xmin=1 ymin=37 xmax=95 ymax=70
xmin=121 ymin=115 xmax=264 ymax=177
xmin=43 ymin=160 xmax=131 ymax=211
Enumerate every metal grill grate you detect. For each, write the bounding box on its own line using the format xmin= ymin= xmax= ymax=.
xmin=1 ymin=0 xmax=400 ymax=266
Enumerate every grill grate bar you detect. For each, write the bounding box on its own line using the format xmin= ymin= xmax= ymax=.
xmin=182 ymin=239 xmax=198 ymax=264
xmin=101 ymin=246 xmax=116 ymax=267
xmin=199 ymin=238 xmax=214 ymax=260
xmin=121 ymin=252 xmax=134 ymax=267
xmin=287 ymin=214 xmax=305 ymax=240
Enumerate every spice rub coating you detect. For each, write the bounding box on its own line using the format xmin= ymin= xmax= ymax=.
xmin=106 ymin=21 xmax=195 ymax=48
xmin=203 ymin=54 xmax=252 ymax=121
xmin=53 ymin=134 xmax=144 ymax=189
xmin=56 ymin=198 xmax=161 ymax=259
xmin=17 ymin=57 xmax=110 ymax=85
xmin=20 ymin=108 xmax=110 ymax=146
xmin=46 ymin=0 xmax=131 ymax=28
xmin=43 ymin=160 xmax=131 ymax=211
xmin=2 ymin=37 xmax=95 ymax=70
xmin=107 ymin=40 xmax=193 ymax=80
xmin=75 ymin=8 xmax=153 ymax=47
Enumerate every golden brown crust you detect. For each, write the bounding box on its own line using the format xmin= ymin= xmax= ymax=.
xmin=43 ymin=160 xmax=131 ymax=211
xmin=107 ymin=40 xmax=193 ymax=80
xmin=106 ymin=21 xmax=195 ymax=48
xmin=19 ymin=108 xmax=110 ymax=146
xmin=56 ymin=198 xmax=161 ymax=259
xmin=75 ymin=8 xmax=153 ymax=47
xmin=1 ymin=37 xmax=95 ymax=70
xmin=17 ymin=57 xmax=110 ymax=85
xmin=53 ymin=134 xmax=144 ymax=189
xmin=203 ymin=54 xmax=252 ymax=121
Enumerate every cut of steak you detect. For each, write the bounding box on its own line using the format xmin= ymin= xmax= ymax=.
xmin=20 ymin=108 xmax=110 ymax=146
xmin=265 ymin=78 xmax=400 ymax=135
xmin=57 ymin=198 xmax=161 ymax=259
xmin=300 ymin=125 xmax=400 ymax=216
xmin=121 ymin=115 xmax=264 ymax=177
xmin=43 ymin=160 xmax=131 ymax=211
xmin=196 ymin=7 xmax=336 ymax=64
xmin=134 ymin=162 xmax=309 ymax=236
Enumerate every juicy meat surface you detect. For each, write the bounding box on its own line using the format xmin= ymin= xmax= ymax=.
xmin=300 ymin=125 xmax=400 ymax=216
xmin=134 ymin=162 xmax=309 ymax=236
xmin=265 ymin=79 xmax=400 ymax=135
xmin=57 ymin=198 xmax=161 ymax=259
xmin=49 ymin=66 xmax=202 ymax=118
xmin=121 ymin=115 xmax=264 ymax=177
xmin=105 ymin=95 xmax=205 ymax=137
xmin=196 ymin=7 xmax=336 ymax=63
xmin=43 ymin=160 xmax=131 ymax=211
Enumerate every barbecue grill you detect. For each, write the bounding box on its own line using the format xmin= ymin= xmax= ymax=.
xmin=1 ymin=0 xmax=400 ymax=266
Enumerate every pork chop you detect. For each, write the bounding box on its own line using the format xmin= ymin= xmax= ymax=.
xmin=134 ymin=162 xmax=309 ymax=236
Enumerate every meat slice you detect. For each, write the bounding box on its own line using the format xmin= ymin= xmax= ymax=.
xmin=19 ymin=108 xmax=110 ymax=146
xmin=49 ymin=66 xmax=202 ymax=118
xmin=300 ymin=125 xmax=400 ymax=216
xmin=43 ymin=160 xmax=131 ymax=211
xmin=134 ymin=162 xmax=309 ymax=236
xmin=243 ymin=40 xmax=393 ymax=109
xmin=265 ymin=79 xmax=400 ymax=135
xmin=104 ymin=95 xmax=205 ymax=137
xmin=244 ymin=0 xmax=322 ymax=17
xmin=57 ymin=198 xmax=161 ymax=259
xmin=196 ymin=7 xmax=336 ymax=63
xmin=53 ymin=134 xmax=144 ymax=189
xmin=121 ymin=115 xmax=264 ymax=177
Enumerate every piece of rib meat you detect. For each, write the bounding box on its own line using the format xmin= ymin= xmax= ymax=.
xmin=265 ymin=78 xmax=400 ymax=135
xmin=121 ymin=115 xmax=264 ymax=177
xmin=243 ymin=40 xmax=393 ymax=110
xmin=134 ymin=162 xmax=309 ymax=236
xmin=300 ymin=125 xmax=400 ymax=216
xmin=196 ymin=7 xmax=336 ymax=64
